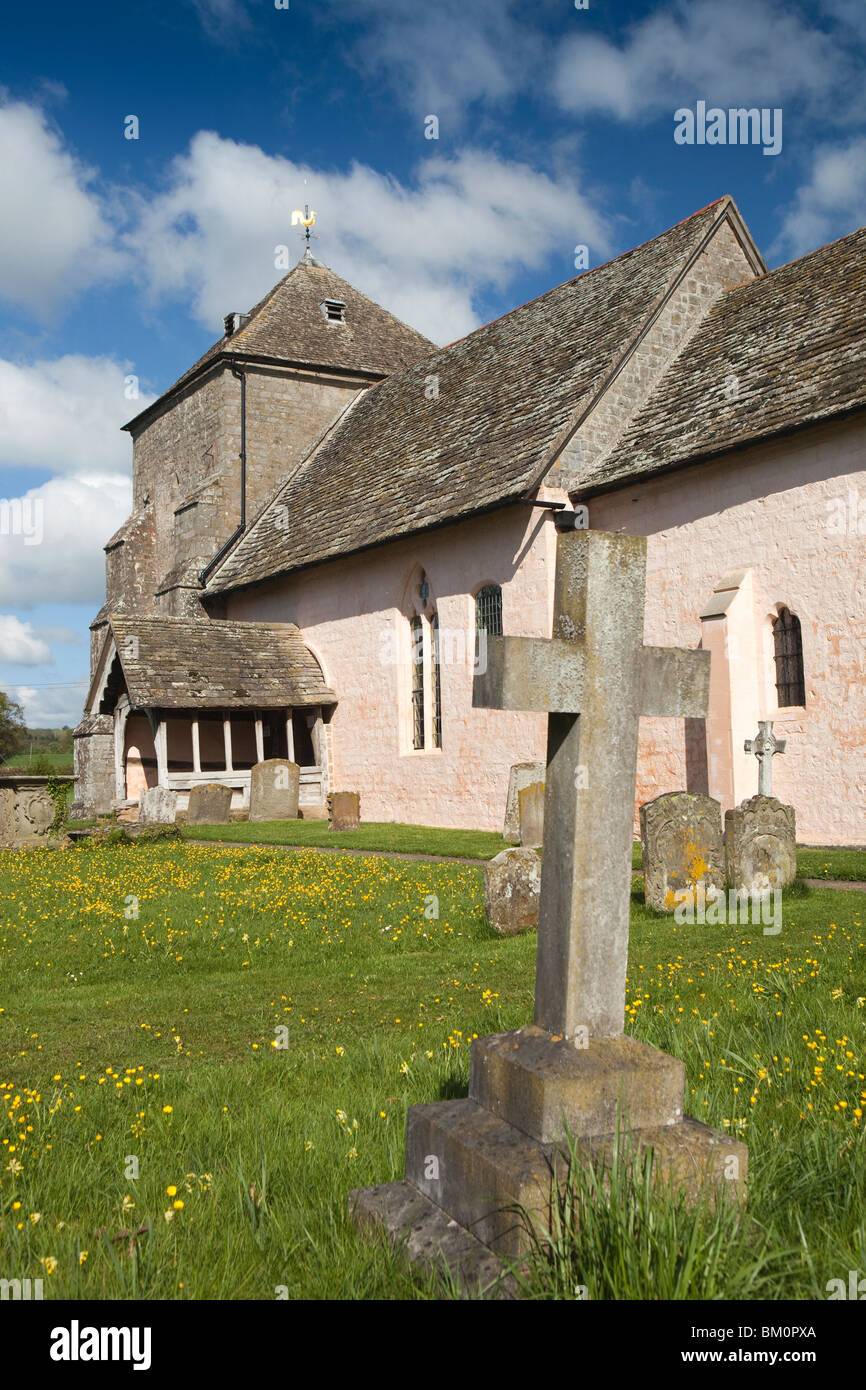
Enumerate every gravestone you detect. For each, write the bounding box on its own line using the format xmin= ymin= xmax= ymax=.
xmin=483 ymin=848 xmax=541 ymax=935
xmin=725 ymin=795 xmax=796 ymax=895
xmin=249 ymin=759 xmax=300 ymax=822
xmin=640 ymin=791 xmax=724 ymax=912
xmin=744 ymin=720 xmax=786 ymax=795
xmin=350 ymin=528 xmax=746 ymax=1290
xmin=503 ymin=762 xmax=544 ymax=843
xmin=138 ymin=785 xmax=177 ymax=825
xmin=186 ymin=783 xmax=232 ymax=825
xmin=517 ymin=781 xmax=545 ymax=847
xmin=328 ymin=791 xmax=360 ymax=832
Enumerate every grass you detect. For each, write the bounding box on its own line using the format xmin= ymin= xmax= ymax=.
xmin=0 ymin=840 xmax=864 ymax=1300
xmin=180 ymin=818 xmax=509 ymax=860
xmin=631 ymin=841 xmax=866 ymax=882
xmin=182 ymin=822 xmax=866 ymax=881
xmin=796 ymin=848 xmax=866 ymax=882
xmin=2 ymin=753 xmax=74 ymax=773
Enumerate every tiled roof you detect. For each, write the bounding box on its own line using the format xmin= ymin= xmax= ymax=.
xmin=123 ymin=260 xmax=434 ymax=431
xmin=578 ymin=224 xmax=866 ymax=497
xmin=109 ymin=615 xmax=336 ymax=708
xmin=208 ymin=200 xmax=732 ymax=593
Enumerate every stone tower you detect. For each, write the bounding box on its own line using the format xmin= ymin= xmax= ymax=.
xmin=74 ymin=250 xmax=433 ymax=811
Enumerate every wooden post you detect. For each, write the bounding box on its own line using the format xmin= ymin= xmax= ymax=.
xmin=255 ymin=714 xmax=264 ymax=764
xmin=114 ymin=697 xmax=130 ymax=802
xmin=191 ymin=717 xmax=201 ymax=774
xmin=154 ymin=717 xmax=168 ymax=787
xmin=286 ymin=711 xmax=295 ymax=763
xmin=223 ymin=714 xmax=233 ymax=772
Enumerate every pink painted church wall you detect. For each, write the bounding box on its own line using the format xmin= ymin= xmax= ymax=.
xmin=589 ymin=413 xmax=866 ymax=846
xmin=226 ymin=413 xmax=865 ymax=844
xmin=226 ymin=500 xmax=559 ymax=830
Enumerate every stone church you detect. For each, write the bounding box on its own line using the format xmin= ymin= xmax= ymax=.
xmin=73 ymin=195 xmax=866 ymax=845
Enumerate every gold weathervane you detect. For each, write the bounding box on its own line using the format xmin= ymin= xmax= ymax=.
xmin=291 ymin=204 xmax=318 ymax=252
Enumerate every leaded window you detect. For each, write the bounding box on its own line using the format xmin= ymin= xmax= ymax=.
xmin=475 ymin=584 xmax=503 ymax=637
xmin=773 ymin=608 xmax=805 ymax=707
xmin=431 ymin=613 xmax=442 ymax=748
xmin=410 ymin=615 xmax=425 ymax=749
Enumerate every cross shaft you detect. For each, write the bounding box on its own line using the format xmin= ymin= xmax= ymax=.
xmin=474 ymin=530 xmax=709 ymax=1038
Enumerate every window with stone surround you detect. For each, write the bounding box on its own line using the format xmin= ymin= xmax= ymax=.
xmin=773 ymin=607 xmax=805 ymax=707
xmin=431 ymin=612 xmax=442 ymax=749
xmin=410 ymin=615 xmax=425 ymax=750
xmin=475 ymin=584 xmax=503 ymax=637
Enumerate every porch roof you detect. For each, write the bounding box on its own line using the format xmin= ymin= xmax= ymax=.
xmin=107 ymin=615 xmax=336 ymax=710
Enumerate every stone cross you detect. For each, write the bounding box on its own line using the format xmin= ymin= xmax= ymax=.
xmin=473 ymin=529 xmax=710 ymax=1038
xmin=744 ymin=720 xmax=786 ymax=796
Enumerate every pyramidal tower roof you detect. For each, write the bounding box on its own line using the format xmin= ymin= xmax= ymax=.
xmin=124 ymin=253 xmax=435 ymax=431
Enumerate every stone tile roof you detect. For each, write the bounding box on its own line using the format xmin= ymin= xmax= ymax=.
xmin=208 ymin=201 xmax=731 ymax=593
xmin=578 ymin=224 xmax=866 ymax=497
xmin=123 ymin=260 xmax=435 ymax=431
xmin=109 ymin=615 xmax=336 ymax=708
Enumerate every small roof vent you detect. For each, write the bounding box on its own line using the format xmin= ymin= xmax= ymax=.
xmin=224 ymin=311 xmax=251 ymax=337
xmin=320 ymin=299 xmax=346 ymax=324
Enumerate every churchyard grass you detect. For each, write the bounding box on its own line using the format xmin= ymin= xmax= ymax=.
xmin=631 ymin=841 xmax=866 ymax=882
xmin=180 ymin=818 xmax=509 ymax=860
xmin=1 ymin=840 xmax=863 ymax=1300
xmin=796 ymin=847 xmax=866 ymax=882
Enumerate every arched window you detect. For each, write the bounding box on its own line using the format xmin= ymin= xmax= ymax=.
xmin=475 ymin=584 xmax=503 ymax=637
xmin=410 ymin=615 xmax=425 ymax=749
xmin=773 ymin=608 xmax=805 ymax=707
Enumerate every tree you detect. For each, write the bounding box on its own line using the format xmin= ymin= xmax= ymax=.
xmin=0 ymin=690 xmax=27 ymax=763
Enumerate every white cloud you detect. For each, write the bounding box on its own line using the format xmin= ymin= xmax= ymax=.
xmin=326 ymin=0 xmax=540 ymax=122
xmin=554 ymin=0 xmax=844 ymax=121
xmin=772 ymin=137 xmax=866 ymax=258
xmin=0 ymin=473 xmax=132 ymax=608
xmin=0 ymin=355 xmax=153 ymax=475
xmin=12 ymin=680 xmax=89 ymax=730
xmin=0 ymin=99 xmax=126 ymax=314
xmin=0 ymin=615 xmax=51 ymax=665
xmin=127 ymin=133 xmax=611 ymax=343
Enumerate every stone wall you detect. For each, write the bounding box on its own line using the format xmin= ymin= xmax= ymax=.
xmin=122 ymin=363 xmax=364 ymax=620
xmin=550 ymin=218 xmax=757 ymax=491
xmin=72 ymin=714 xmax=115 ymax=816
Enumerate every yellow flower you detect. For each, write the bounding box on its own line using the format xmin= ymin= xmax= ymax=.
xmin=30 ymin=1211 xmax=41 ymax=1224
xmin=40 ymin=1256 xmax=58 ymax=1274
xmin=173 ymin=1199 xmax=184 ymax=1210
xmin=166 ymin=1185 xmax=177 ymax=1196
xmin=79 ymin=1251 xmax=88 ymax=1265
xmin=162 ymin=1105 xmax=173 ymax=1114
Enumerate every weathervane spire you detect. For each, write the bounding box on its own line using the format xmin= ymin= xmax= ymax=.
xmin=291 ymin=203 xmax=322 ymax=264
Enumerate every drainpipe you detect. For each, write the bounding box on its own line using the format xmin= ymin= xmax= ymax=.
xmin=200 ymin=362 xmax=247 ymax=585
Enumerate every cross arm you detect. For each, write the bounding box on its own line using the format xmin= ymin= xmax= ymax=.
xmin=640 ymin=646 xmax=710 ymax=718
xmin=473 ymin=636 xmax=585 ymax=714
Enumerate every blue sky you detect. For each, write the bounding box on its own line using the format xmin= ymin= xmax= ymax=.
xmin=1 ymin=0 xmax=864 ymax=725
